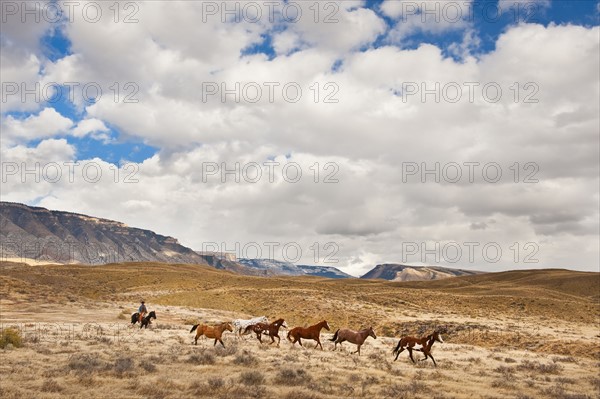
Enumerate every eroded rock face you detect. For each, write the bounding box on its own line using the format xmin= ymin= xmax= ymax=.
xmin=0 ymin=201 xmax=207 ymax=265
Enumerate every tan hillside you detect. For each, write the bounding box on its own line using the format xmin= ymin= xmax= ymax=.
xmin=1 ymin=261 xmax=598 ymax=399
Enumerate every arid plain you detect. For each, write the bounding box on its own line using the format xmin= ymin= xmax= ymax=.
xmin=1 ymin=261 xmax=598 ymax=399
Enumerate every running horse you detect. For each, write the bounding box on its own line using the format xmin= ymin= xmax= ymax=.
xmin=244 ymin=318 xmax=287 ymax=347
xmin=330 ymin=326 xmax=377 ymax=355
xmin=392 ymin=330 xmax=444 ymax=366
xmin=190 ymin=322 xmax=233 ymax=347
xmin=287 ymin=320 xmax=330 ymax=350
xmin=232 ymin=316 xmax=269 ymax=338
xmin=131 ymin=311 xmax=156 ymax=329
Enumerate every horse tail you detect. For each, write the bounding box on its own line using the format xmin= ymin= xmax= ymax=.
xmin=190 ymin=324 xmax=199 ymax=333
xmin=330 ymin=329 xmax=339 ymax=342
xmin=392 ymin=339 xmax=402 ymax=355
xmin=287 ymin=330 xmax=293 ymax=342
xmin=243 ymin=325 xmax=254 ymax=335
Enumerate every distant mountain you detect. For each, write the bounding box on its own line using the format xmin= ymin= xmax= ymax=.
xmin=238 ymin=258 xmax=352 ymax=278
xmin=238 ymin=258 xmax=304 ymax=276
xmin=297 ymin=264 xmax=353 ymax=279
xmin=0 ymin=202 xmax=207 ymax=265
xmin=0 ymin=202 xmax=354 ymax=278
xmin=361 ymin=263 xmax=483 ymax=282
xmin=197 ymin=253 xmax=272 ymax=277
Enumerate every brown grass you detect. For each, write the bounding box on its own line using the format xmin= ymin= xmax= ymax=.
xmin=0 ymin=261 xmax=598 ymax=398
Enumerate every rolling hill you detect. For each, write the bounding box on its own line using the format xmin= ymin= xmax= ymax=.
xmin=361 ymin=263 xmax=483 ymax=281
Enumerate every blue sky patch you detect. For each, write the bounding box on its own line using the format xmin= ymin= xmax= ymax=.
xmin=5 ymin=0 xmax=598 ymax=167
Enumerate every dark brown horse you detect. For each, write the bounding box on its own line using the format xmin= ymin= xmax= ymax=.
xmin=190 ymin=322 xmax=233 ymax=347
xmin=244 ymin=318 xmax=287 ymax=347
xmin=330 ymin=326 xmax=376 ymax=355
xmin=392 ymin=330 xmax=444 ymax=366
xmin=287 ymin=320 xmax=330 ymax=350
xmin=131 ymin=311 xmax=156 ymax=329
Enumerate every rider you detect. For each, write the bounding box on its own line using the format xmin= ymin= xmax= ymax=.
xmin=138 ymin=300 xmax=147 ymax=323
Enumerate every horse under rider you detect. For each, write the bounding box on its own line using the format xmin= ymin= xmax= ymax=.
xmin=138 ymin=300 xmax=147 ymax=323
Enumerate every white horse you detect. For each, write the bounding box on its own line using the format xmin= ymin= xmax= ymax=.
xmin=231 ymin=316 xmax=268 ymax=338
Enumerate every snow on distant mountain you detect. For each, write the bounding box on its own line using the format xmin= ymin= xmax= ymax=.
xmin=297 ymin=265 xmax=353 ymax=279
xmin=238 ymin=258 xmax=352 ymax=278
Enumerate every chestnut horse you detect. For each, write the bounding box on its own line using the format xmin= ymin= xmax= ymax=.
xmin=330 ymin=326 xmax=377 ymax=355
xmin=287 ymin=320 xmax=330 ymax=350
xmin=190 ymin=322 xmax=233 ymax=347
xmin=392 ymin=330 xmax=444 ymax=366
xmin=245 ymin=318 xmax=287 ymax=346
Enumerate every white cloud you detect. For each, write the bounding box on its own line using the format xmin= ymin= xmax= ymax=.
xmin=498 ymin=0 xmax=551 ymax=13
xmin=71 ymin=118 xmax=109 ymax=141
xmin=2 ymin=108 xmax=73 ymax=145
xmin=381 ymin=0 xmax=474 ymax=43
xmin=1 ymin=2 xmax=598 ymax=276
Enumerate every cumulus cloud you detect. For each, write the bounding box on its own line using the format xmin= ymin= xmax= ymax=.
xmin=71 ymin=118 xmax=110 ymax=141
xmin=381 ymin=0 xmax=474 ymax=44
xmin=2 ymin=108 xmax=73 ymax=144
xmin=1 ymin=2 xmax=598 ymax=276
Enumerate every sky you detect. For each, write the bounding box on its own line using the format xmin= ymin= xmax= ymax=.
xmin=1 ymin=0 xmax=599 ymax=276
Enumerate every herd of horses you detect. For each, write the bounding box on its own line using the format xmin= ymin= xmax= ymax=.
xmin=133 ymin=312 xmax=446 ymax=366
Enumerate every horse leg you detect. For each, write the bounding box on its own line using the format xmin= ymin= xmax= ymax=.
xmin=428 ymin=353 xmax=437 ymax=367
xmin=354 ymin=344 xmax=361 ymax=355
xmin=316 ymin=339 xmax=323 ymax=350
xmin=394 ymin=346 xmax=404 ymax=361
xmin=408 ymin=348 xmax=416 ymax=363
xmin=219 ymin=339 xmax=225 ymax=348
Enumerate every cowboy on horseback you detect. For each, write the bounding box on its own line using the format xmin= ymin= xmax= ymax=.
xmin=138 ymin=301 xmax=147 ymax=323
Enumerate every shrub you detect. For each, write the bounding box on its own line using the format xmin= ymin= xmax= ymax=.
xmin=0 ymin=328 xmax=23 ymax=349
xmin=517 ymin=360 xmax=563 ymax=374
xmin=233 ymin=350 xmax=258 ymax=366
xmin=67 ymin=354 xmax=108 ymax=373
xmin=240 ymin=370 xmax=265 ymax=386
xmin=139 ymin=359 xmax=157 ymax=372
xmin=229 ymin=385 xmax=267 ymax=398
xmin=214 ymin=342 xmax=238 ymax=357
xmin=207 ymin=377 xmax=225 ymax=391
xmin=284 ymin=389 xmax=321 ymax=399
xmin=274 ymin=368 xmax=312 ymax=386
xmin=380 ymin=381 xmax=430 ymax=398
xmin=40 ymin=379 xmax=63 ymax=393
xmin=188 ymin=351 xmax=215 ymax=365
xmin=114 ymin=357 xmax=135 ymax=375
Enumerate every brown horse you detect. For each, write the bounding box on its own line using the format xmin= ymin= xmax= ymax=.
xmin=392 ymin=330 xmax=444 ymax=366
xmin=330 ymin=326 xmax=377 ymax=355
xmin=190 ymin=322 xmax=233 ymax=347
xmin=244 ymin=318 xmax=287 ymax=347
xmin=287 ymin=320 xmax=330 ymax=350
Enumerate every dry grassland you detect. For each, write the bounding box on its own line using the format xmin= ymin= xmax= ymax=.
xmin=1 ymin=261 xmax=598 ymax=398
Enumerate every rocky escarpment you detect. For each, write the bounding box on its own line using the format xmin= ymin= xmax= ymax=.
xmin=0 ymin=202 xmax=207 ymax=265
